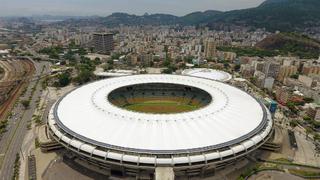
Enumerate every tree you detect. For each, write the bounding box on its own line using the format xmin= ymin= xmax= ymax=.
xmin=313 ymin=121 xmax=320 ymax=129
xmin=21 ymin=100 xmax=30 ymax=109
xmin=303 ymin=116 xmax=312 ymax=122
xmin=0 ymin=66 xmax=4 ymax=74
xmin=224 ymin=62 xmax=230 ymax=69
xmin=289 ymin=120 xmax=299 ymax=129
xmin=303 ymin=97 xmax=314 ymax=103
xmin=287 ymin=102 xmax=298 ymax=114
xmin=162 ymin=65 xmax=177 ymax=74
xmin=74 ymin=69 xmax=93 ymax=84
xmin=162 ymin=68 xmax=173 ymax=74
xmin=63 ymin=50 xmax=75 ymax=61
xmin=57 ymin=72 xmax=71 ymax=87
xmin=290 ymin=74 xmax=299 ymax=79
xmin=39 ymin=46 xmax=63 ymax=59
xmin=163 ymin=59 xmax=171 ymax=67
xmin=234 ymin=64 xmax=241 ymax=72
xmin=68 ymin=40 xmax=77 ymax=49
xmin=49 ymin=53 xmax=59 ymax=59
xmin=107 ymin=59 xmax=114 ymax=65
xmin=184 ymin=56 xmax=194 ymax=64
xmin=111 ymin=53 xmax=121 ymax=60
xmin=306 ymin=127 xmax=313 ymax=139
xmin=94 ymin=57 xmax=101 ymax=65
xmin=77 ymin=48 xmax=87 ymax=56
xmin=314 ymin=133 xmax=320 ymax=142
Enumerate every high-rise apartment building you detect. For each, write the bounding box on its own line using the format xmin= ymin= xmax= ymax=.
xmin=204 ymin=38 xmax=216 ymax=59
xmin=277 ymin=66 xmax=298 ymax=82
xmin=93 ymin=33 xmax=114 ymax=55
xmin=302 ymin=65 xmax=320 ymax=75
xmin=263 ymin=62 xmax=280 ymax=78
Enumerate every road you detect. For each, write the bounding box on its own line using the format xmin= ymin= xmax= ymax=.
xmin=0 ymin=60 xmax=50 ymax=180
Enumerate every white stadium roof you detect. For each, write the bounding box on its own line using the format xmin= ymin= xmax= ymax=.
xmin=48 ymin=75 xmax=273 ymax=165
xmin=182 ymin=68 xmax=232 ymax=82
xmin=50 ymin=75 xmax=269 ymax=151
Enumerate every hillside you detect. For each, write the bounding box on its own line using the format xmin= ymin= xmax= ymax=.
xmin=179 ymin=10 xmax=222 ymax=25
xmin=60 ymin=0 xmax=320 ymax=32
xmin=209 ymin=0 xmax=320 ymax=31
xmin=255 ymin=33 xmax=320 ymax=58
xmin=62 ymin=13 xmax=179 ymax=27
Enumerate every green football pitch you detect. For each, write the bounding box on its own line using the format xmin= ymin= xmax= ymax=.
xmin=123 ymin=100 xmax=200 ymax=114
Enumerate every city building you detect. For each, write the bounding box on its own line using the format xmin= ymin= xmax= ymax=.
xmin=275 ymin=86 xmax=291 ymax=105
xmin=298 ymin=75 xmax=318 ymax=88
xmin=252 ymin=61 xmax=265 ymax=72
xmin=277 ymin=66 xmax=298 ymax=82
xmin=218 ymin=51 xmax=237 ymax=61
xmin=254 ymin=71 xmax=266 ymax=88
xmin=263 ymin=98 xmax=278 ymax=117
xmin=92 ymin=33 xmax=114 ymax=55
xmin=316 ymin=108 xmax=320 ymax=122
xmin=306 ymin=104 xmax=320 ymax=122
xmin=74 ymin=33 xmax=92 ymax=47
xmin=204 ymin=38 xmax=216 ymax=59
xmin=302 ymin=64 xmax=320 ymax=76
xmin=138 ymin=53 xmax=153 ymax=67
xmin=263 ymin=77 xmax=275 ymax=91
xmin=263 ymin=61 xmax=280 ymax=78
xmin=240 ymin=64 xmax=255 ymax=79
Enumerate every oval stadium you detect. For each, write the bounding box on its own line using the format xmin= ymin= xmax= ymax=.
xmin=47 ymin=74 xmax=273 ymax=178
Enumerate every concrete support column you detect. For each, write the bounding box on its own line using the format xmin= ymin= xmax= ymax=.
xmin=155 ymin=167 xmax=174 ymax=180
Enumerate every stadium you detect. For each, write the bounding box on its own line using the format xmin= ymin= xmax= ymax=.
xmin=47 ymin=74 xmax=273 ymax=178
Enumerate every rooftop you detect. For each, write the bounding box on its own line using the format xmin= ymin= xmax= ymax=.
xmin=53 ymin=75 xmax=266 ymax=152
xmin=182 ymin=68 xmax=232 ymax=82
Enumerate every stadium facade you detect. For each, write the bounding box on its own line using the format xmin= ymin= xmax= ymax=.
xmin=47 ymin=75 xmax=273 ymax=178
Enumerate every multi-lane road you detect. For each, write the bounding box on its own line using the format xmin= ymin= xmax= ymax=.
xmin=0 ymin=60 xmax=50 ymax=180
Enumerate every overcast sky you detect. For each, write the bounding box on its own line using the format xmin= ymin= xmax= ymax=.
xmin=0 ymin=0 xmax=265 ymax=17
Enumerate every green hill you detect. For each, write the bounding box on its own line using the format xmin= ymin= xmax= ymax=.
xmin=180 ymin=10 xmax=222 ymax=25
xmin=255 ymin=33 xmax=320 ymax=58
xmin=209 ymin=0 xmax=320 ymax=31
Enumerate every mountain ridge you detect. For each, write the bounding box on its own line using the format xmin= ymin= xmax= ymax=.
xmin=60 ymin=0 xmax=320 ymax=32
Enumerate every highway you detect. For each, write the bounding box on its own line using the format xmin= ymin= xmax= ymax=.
xmin=0 ymin=60 xmax=50 ymax=180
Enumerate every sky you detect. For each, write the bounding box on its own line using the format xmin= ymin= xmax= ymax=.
xmin=0 ymin=0 xmax=265 ymax=17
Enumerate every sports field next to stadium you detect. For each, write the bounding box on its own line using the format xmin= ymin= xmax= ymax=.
xmin=123 ymin=100 xmax=200 ymax=114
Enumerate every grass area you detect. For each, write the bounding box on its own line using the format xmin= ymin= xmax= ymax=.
xmin=289 ymin=169 xmax=320 ymax=177
xmin=273 ymin=158 xmax=293 ymax=164
xmin=12 ymin=153 xmax=20 ymax=180
xmin=238 ymin=163 xmax=285 ymax=180
xmin=0 ymin=66 xmax=4 ymax=75
xmin=123 ymin=100 xmax=200 ymax=114
xmin=0 ymin=120 xmax=8 ymax=134
xmin=0 ymin=154 xmax=4 ymax=170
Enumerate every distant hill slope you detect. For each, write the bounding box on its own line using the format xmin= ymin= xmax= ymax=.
xmin=216 ymin=32 xmax=320 ymax=59
xmin=60 ymin=0 xmax=320 ymax=32
xmin=255 ymin=33 xmax=320 ymax=58
xmin=62 ymin=13 xmax=179 ymax=27
xmin=180 ymin=10 xmax=222 ymax=25
xmin=209 ymin=0 xmax=320 ymax=31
